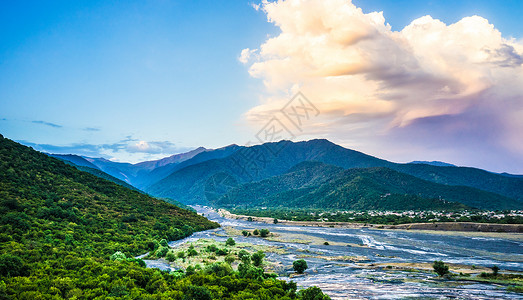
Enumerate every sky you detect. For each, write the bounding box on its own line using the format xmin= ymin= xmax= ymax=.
xmin=0 ymin=0 xmax=522 ymax=173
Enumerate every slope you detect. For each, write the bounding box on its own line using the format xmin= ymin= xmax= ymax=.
xmin=216 ymin=161 xmax=520 ymax=210
xmin=0 ymin=134 xmax=224 ymax=298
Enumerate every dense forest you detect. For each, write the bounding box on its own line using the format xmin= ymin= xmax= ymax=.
xmin=0 ymin=135 xmax=328 ymax=299
xmin=216 ymin=161 xmax=519 ymax=211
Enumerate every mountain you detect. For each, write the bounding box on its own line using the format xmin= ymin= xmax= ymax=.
xmin=134 ymin=147 xmax=207 ymax=170
xmin=146 ymin=139 xmax=523 ymax=208
xmin=49 ymin=153 xmax=141 ymax=191
xmin=409 ymin=161 xmax=456 ymax=167
xmin=50 ymin=147 xmax=208 ymax=189
xmin=0 ymin=134 xmax=221 ymax=298
xmin=392 ymin=163 xmax=523 ymax=202
xmin=147 ymin=139 xmax=392 ymax=204
xmin=216 ymin=161 xmax=518 ymax=210
xmin=49 ymin=153 xmax=101 ymax=169
xmin=137 ymin=144 xmax=242 ymax=189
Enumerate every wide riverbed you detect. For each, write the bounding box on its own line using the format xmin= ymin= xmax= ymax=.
xmin=149 ymin=206 xmax=523 ymax=299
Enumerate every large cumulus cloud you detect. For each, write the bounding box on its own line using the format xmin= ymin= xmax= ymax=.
xmin=241 ymin=0 xmax=523 ymax=173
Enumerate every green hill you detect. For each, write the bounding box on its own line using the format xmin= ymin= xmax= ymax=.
xmin=0 ymin=135 xmax=314 ymax=299
xmin=216 ymin=161 xmax=519 ymax=210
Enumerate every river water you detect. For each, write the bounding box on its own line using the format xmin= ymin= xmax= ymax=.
xmin=147 ymin=206 xmax=523 ymax=299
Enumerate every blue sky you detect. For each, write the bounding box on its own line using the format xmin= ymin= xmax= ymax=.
xmin=1 ymin=0 xmax=522 ymax=173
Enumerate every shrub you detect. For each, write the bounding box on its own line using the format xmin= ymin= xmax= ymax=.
xmin=204 ymin=262 xmax=233 ymax=277
xmin=159 ymin=239 xmax=169 ymax=247
xmin=225 ymin=255 xmax=235 ymax=264
xmin=177 ymin=251 xmax=186 ymax=259
xmin=225 ymin=237 xmax=236 ymax=246
xmin=165 ymin=251 xmax=176 ymax=262
xmin=188 ymin=248 xmax=198 ymax=257
xmin=238 ymin=263 xmax=264 ymax=280
xmin=433 ymin=260 xmax=449 ymax=276
xmin=241 ymin=230 xmax=249 ymax=237
xmin=273 ymin=218 xmax=278 ymax=224
xmin=156 ymin=246 xmax=169 ymax=258
xmin=185 ymin=265 xmax=196 ymax=276
xmin=206 ymin=244 xmax=218 ymax=253
xmin=293 ymin=259 xmax=308 ymax=274
xmin=251 ymin=251 xmax=265 ymax=267
xmin=253 ymin=229 xmax=259 ymax=236
xmin=110 ymin=251 xmax=126 ymax=261
xmin=259 ymin=229 xmax=270 ymax=237
xmin=215 ymin=248 xmax=228 ymax=256
xmin=238 ymin=250 xmax=250 ymax=263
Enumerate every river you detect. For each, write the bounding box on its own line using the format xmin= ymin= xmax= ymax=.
xmin=145 ymin=206 xmax=523 ymax=299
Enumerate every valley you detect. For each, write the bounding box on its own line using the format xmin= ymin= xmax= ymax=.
xmin=144 ymin=206 xmax=523 ymax=299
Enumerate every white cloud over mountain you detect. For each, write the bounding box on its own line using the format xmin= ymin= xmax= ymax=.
xmin=241 ymin=0 xmax=523 ymax=173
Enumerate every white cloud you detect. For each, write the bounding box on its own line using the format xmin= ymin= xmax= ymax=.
xmin=239 ymin=48 xmax=258 ymax=64
xmin=242 ymin=0 xmax=523 ymax=173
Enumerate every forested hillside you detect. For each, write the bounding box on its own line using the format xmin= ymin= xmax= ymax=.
xmin=0 ymin=135 xmax=321 ymax=299
xmin=216 ymin=161 xmax=520 ymax=210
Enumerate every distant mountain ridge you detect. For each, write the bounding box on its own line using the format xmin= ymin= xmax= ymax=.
xmin=49 ymin=154 xmax=141 ymax=192
xmin=52 ymin=146 xmax=208 ymax=189
xmin=50 ymin=139 xmax=523 ymax=210
xmin=409 ymin=161 xmax=456 ymax=167
xmin=146 ymin=140 xmax=523 ymax=209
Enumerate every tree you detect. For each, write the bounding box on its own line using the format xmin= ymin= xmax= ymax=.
xmin=253 ymin=229 xmax=259 ymax=236
xmin=251 ymin=251 xmax=265 ymax=267
xmin=226 ymin=237 xmax=236 ymax=246
xmin=241 ymin=230 xmax=249 ymax=237
xmin=0 ymin=254 xmax=27 ymax=277
xmin=299 ymin=286 xmax=330 ymax=300
xmin=259 ymin=229 xmax=270 ymax=237
xmin=183 ymin=285 xmax=212 ymax=300
xmin=238 ymin=250 xmax=250 ymax=263
xmin=273 ymin=218 xmax=278 ymax=224
xmin=433 ymin=260 xmax=449 ymax=276
xmin=491 ymin=265 xmax=499 ymax=276
xmin=293 ymin=259 xmax=308 ymax=274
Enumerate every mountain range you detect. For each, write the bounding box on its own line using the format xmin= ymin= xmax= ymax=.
xmin=49 ymin=139 xmax=523 ymax=210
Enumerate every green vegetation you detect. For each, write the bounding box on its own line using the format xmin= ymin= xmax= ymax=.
xmin=293 ymin=260 xmax=308 ymax=274
xmin=433 ymin=260 xmax=450 ymax=276
xmin=0 ymin=135 xmax=330 ymax=299
xmin=217 ymin=161 xmax=521 ymax=211
xmin=251 ymin=251 xmax=265 ymax=267
xmin=225 ymin=237 xmax=236 ymax=246
xmin=230 ymin=207 xmax=523 ymax=225
xmin=259 ymin=229 xmax=270 ymax=237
